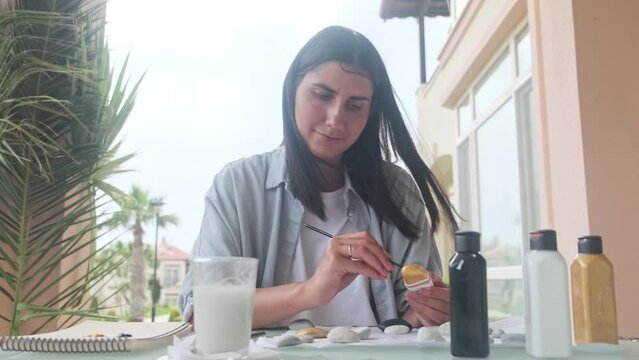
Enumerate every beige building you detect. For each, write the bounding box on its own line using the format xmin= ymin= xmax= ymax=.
xmin=154 ymin=240 xmax=190 ymax=308
xmin=91 ymin=240 xmax=190 ymax=319
xmin=411 ymin=0 xmax=638 ymax=336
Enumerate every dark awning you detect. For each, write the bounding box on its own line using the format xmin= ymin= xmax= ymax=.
xmin=379 ymin=0 xmax=450 ymax=20
xmin=378 ymin=0 xmax=451 ymax=84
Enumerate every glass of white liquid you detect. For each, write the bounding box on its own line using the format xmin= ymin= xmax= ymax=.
xmin=192 ymin=256 xmax=258 ymax=359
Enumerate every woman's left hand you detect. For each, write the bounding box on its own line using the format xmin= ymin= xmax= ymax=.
xmin=403 ymin=273 xmax=450 ymax=327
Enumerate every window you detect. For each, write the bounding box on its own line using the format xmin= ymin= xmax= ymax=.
xmin=477 ymin=100 xmax=523 ymax=267
xmin=162 ymin=265 xmax=180 ymax=287
xmin=163 ymin=293 xmax=178 ymax=307
xmin=458 ymin=97 xmax=473 ymax=137
xmin=516 ymin=26 xmax=531 ymax=76
xmin=455 ymin=25 xmax=535 ymax=320
xmin=515 ymin=81 xmax=540 ymax=232
xmin=474 ymin=50 xmax=511 ymax=118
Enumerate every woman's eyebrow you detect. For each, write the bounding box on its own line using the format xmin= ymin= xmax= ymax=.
xmin=312 ymin=83 xmax=371 ymax=102
xmin=312 ymin=83 xmax=337 ymax=94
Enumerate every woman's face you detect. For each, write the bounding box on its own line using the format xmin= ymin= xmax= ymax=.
xmin=294 ymin=61 xmax=373 ymax=166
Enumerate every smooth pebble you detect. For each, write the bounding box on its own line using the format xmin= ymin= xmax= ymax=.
xmin=353 ymin=327 xmax=371 ymax=340
xmin=297 ymin=335 xmax=314 ymax=343
xmin=288 ymin=318 xmax=315 ymax=330
xmin=500 ymin=333 xmax=526 ymax=345
xmin=438 ymin=321 xmax=451 ymax=338
xmin=417 ymin=327 xmax=446 ymax=342
xmin=492 ymin=328 xmax=505 ymax=339
xmin=384 ymin=324 xmax=410 ymax=335
xmin=275 ymin=334 xmax=302 ymax=347
xmin=327 ymin=327 xmax=360 ymax=343
xmin=378 ymin=318 xmax=413 ymax=332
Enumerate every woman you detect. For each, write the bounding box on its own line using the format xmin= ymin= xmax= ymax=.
xmin=179 ymin=26 xmax=457 ymax=328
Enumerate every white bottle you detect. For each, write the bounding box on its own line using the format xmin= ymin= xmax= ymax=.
xmin=524 ymin=229 xmax=572 ymax=358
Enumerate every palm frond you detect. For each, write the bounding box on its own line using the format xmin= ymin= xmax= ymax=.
xmin=158 ymin=214 xmax=179 ymax=227
xmin=0 ymin=0 xmax=141 ymax=335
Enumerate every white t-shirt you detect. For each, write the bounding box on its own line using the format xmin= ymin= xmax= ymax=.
xmin=286 ymin=186 xmax=377 ymax=326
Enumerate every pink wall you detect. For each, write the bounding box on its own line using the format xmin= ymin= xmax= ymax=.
xmin=530 ymin=0 xmax=639 ymax=336
xmin=573 ymin=0 xmax=639 ymax=337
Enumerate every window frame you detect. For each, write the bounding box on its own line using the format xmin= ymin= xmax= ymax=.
xmin=452 ymin=0 xmax=471 ymax=22
xmin=454 ymin=22 xmax=534 ymax=283
xmin=162 ymin=264 xmax=181 ymax=287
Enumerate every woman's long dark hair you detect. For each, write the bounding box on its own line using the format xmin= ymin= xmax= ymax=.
xmin=282 ymin=26 xmax=458 ymax=239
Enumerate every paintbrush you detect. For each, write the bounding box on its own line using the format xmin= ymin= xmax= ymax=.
xmin=303 ymin=223 xmax=402 ymax=267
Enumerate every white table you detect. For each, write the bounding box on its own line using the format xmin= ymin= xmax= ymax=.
xmin=2 ymin=337 xmax=637 ymax=359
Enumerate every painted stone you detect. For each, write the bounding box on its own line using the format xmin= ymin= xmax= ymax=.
xmin=295 ymin=327 xmax=328 ymax=339
xmin=401 ymin=264 xmax=433 ymax=291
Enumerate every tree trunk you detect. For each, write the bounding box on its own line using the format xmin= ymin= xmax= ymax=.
xmin=129 ymin=221 xmax=146 ymax=321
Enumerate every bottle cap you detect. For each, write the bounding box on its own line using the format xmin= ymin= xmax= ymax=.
xmin=578 ymin=235 xmax=603 ymax=254
xmin=455 ymin=231 xmax=481 ymax=252
xmin=529 ymin=229 xmax=557 ymax=251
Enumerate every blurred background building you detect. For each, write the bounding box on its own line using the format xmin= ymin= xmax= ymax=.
xmin=385 ymin=0 xmax=638 ymax=335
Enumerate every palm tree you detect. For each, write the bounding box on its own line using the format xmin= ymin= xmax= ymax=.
xmin=92 ymin=240 xmax=155 ymax=319
xmin=107 ymin=185 xmax=178 ymax=321
xmin=0 ymin=0 xmax=141 ymax=335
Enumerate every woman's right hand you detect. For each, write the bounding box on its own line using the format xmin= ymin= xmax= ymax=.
xmin=303 ymin=231 xmax=394 ymax=306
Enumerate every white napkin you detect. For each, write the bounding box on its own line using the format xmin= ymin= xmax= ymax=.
xmin=165 ymin=334 xmax=278 ymax=359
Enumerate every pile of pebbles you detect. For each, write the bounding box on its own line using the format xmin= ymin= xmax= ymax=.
xmin=416 ymin=322 xmax=525 ymax=345
xmin=267 ymin=319 xmax=525 ymax=348
xmin=270 ymin=326 xmax=372 ymax=347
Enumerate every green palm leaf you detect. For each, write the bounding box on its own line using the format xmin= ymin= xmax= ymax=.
xmin=0 ymin=0 xmax=141 ymax=335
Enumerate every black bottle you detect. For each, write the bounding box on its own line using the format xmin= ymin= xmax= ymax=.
xmin=449 ymin=231 xmax=489 ymax=358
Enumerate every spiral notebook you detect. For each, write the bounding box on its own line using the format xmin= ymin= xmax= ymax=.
xmin=0 ymin=320 xmax=192 ymax=353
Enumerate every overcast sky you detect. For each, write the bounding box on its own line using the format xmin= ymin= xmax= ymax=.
xmin=103 ymin=0 xmax=451 ymax=252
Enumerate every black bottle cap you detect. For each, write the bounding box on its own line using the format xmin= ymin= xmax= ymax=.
xmin=455 ymin=231 xmax=481 ymax=252
xmin=529 ymin=229 xmax=557 ymax=250
xmin=578 ymin=235 xmax=603 ymax=254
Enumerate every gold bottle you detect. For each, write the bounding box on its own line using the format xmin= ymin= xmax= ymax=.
xmin=571 ymin=235 xmax=618 ymax=344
